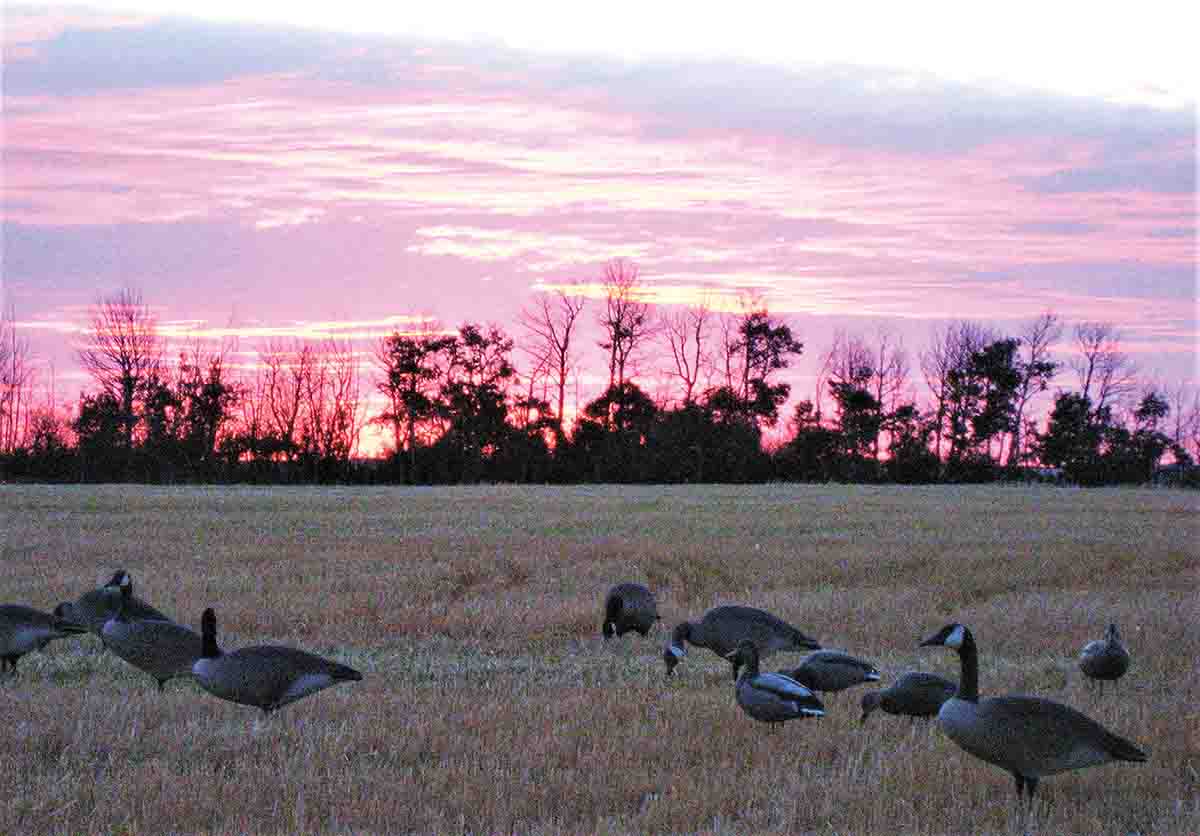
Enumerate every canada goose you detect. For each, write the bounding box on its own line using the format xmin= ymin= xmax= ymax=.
xmin=192 ymin=608 xmax=363 ymax=715
xmin=1079 ymin=623 xmax=1131 ymax=694
xmin=860 ymin=671 xmax=957 ymax=723
xmin=663 ymin=605 xmax=820 ymax=680
xmin=920 ymin=623 xmax=1147 ymax=803
xmin=780 ymin=650 xmax=881 ymax=694
xmin=55 ymin=570 xmax=170 ymax=637
xmin=726 ymin=640 xmax=824 ymax=725
xmin=0 ymin=604 xmax=88 ymax=673
xmin=602 ymin=582 xmax=660 ymax=639
xmin=101 ymin=577 xmax=202 ymax=691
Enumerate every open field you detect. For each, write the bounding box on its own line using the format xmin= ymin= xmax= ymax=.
xmin=1 ymin=483 xmax=1197 ymax=835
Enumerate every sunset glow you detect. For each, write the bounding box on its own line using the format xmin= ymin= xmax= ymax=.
xmin=2 ymin=4 xmax=1196 ymax=459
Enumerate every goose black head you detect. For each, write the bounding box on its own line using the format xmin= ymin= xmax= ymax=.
xmin=860 ymin=690 xmax=882 ymax=723
xmin=920 ymin=623 xmax=968 ymax=650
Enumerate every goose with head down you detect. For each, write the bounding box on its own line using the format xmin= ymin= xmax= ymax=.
xmin=663 ymin=605 xmax=820 ymax=680
xmin=602 ymin=582 xmax=660 ymax=639
xmin=860 ymin=671 xmax=957 ymax=723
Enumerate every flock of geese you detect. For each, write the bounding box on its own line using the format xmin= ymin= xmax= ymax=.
xmin=1 ymin=571 xmax=361 ymax=713
xmin=604 ymin=581 xmax=1144 ymax=807
xmin=2 ymin=573 xmax=1143 ymax=811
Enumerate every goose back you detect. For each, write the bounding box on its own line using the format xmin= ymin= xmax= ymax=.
xmin=860 ymin=671 xmax=957 ymax=722
xmin=783 ymin=650 xmax=881 ymax=693
xmin=101 ymin=595 xmax=202 ymax=691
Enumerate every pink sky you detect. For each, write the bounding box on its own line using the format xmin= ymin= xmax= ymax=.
xmin=2 ymin=7 xmax=1196 ymax=453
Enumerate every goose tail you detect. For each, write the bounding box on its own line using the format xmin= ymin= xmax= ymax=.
xmin=1104 ymin=730 xmax=1147 ymax=763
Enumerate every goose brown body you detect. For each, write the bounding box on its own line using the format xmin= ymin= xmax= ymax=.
xmin=101 ymin=578 xmax=201 ymax=690
xmin=663 ymin=605 xmax=820 ymax=679
xmin=191 ymin=608 xmax=362 ymax=715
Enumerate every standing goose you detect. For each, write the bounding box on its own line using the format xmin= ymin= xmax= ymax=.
xmin=780 ymin=650 xmax=881 ymax=694
xmin=920 ymin=623 xmax=1147 ymax=803
xmin=726 ymin=640 xmax=825 ymax=725
xmin=0 ymin=604 xmax=88 ymax=673
xmin=860 ymin=671 xmax=957 ymax=723
xmin=192 ymin=608 xmax=363 ymax=715
xmin=1079 ymin=623 xmax=1131 ymax=694
xmin=101 ymin=575 xmax=202 ymax=691
xmin=663 ymin=605 xmax=820 ymax=680
xmin=602 ymin=582 xmax=660 ymax=639
xmin=55 ymin=570 xmax=170 ymax=637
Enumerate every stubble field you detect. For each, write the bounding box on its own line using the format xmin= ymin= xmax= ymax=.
xmin=1 ymin=483 xmax=1197 ymax=835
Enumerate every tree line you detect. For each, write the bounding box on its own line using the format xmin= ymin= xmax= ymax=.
xmin=2 ymin=266 xmax=1197 ymax=487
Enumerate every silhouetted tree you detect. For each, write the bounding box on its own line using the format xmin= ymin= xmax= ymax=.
xmin=375 ymin=327 xmax=456 ymax=481
xmin=518 ymin=285 xmax=586 ymax=441
xmin=597 ymin=259 xmax=654 ymax=396
xmin=1006 ymin=312 xmax=1061 ymax=467
xmin=77 ymin=288 xmax=163 ymax=453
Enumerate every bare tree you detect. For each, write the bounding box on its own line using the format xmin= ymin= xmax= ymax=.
xmin=77 ymin=288 xmax=163 ymax=449
xmin=258 ymin=338 xmax=313 ymax=461
xmin=597 ymin=259 xmax=654 ymax=392
xmin=659 ymin=294 xmax=713 ymax=405
xmin=1071 ymin=322 xmax=1138 ymax=418
xmin=1 ymin=306 xmax=37 ymax=453
xmin=920 ymin=321 xmax=994 ymax=461
xmin=1005 ymin=312 xmax=1062 ymax=466
xmin=518 ymin=285 xmax=586 ymax=437
xmin=304 ymin=338 xmax=364 ymax=471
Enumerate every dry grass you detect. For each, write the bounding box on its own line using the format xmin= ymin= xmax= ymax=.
xmin=1 ymin=483 xmax=1197 ymax=835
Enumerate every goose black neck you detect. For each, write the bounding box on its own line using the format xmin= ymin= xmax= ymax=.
xmin=954 ymin=629 xmax=980 ymax=702
xmin=740 ymin=646 xmax=761 ymax=679
xmin=200 ymin=609 xmax=221 ymax=659
xmin=672 ymin=622 xmax=691 ymax=647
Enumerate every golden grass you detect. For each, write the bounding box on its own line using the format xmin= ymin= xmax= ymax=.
xmin=1 ymin=483 xmax=1197 ymax=835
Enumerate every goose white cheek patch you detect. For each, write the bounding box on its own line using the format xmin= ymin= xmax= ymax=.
xmin=946 ymin=625 xmax=965 ymax=649
xmin=668 ymin=644 xmax=686 ymax=659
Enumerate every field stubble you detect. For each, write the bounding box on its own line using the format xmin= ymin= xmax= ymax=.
xmin=1 ymin=483 xmax=1197 ymax=834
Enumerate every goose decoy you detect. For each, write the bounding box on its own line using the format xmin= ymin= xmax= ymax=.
xmin=663 ymin=604 xmax=820 ymax=680
xmin=780 ymin=650 xmax=881 ymax=694
xmin=726 ymin=639 xmax=824 ymax=725
xmin=1079 ymin=623 xmax=1131 ymax=694
xmin=602 ymin=582 xmax=660 ymax=639
xmin=860 ymin=671 xmax=957 ymax=723
xmin=55 ymin=570 xmax=170 ymax=637
xmin=0 ymin=604 xmax=88 ymax=673
xmin=191 ymin=608 xmax=363 ymax=715
xmin=920 ymin=623 xmax=1147 ymax=804
xmin=101 ymin=575 xmax=202 ymax=691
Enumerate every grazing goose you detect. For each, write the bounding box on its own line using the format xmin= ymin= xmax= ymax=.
xmin=860 ymin=671 xmax=957 ymax=723
xmin=920 ymin=623 xmax=1147 ymax=803
xmin=55 ymin=570 xmax=170 ymax=637
xmin=101 ymin=576 xmax=202 ymax=691
xmin=602 ymin=582 xmax=660 ymax=639
xmin=192 ymin=608 xmax=363 ymax=715
xmin=780 ymin=650 xmax=881 ymax=694
xmin=1079 ymin=623 xmax=1131 ymax=694
xmin=0 ymin=604 xmax=88 ymax=673
xmin=727 ymin=640 xmax=824 ymax=725
xmin=663 ymin=605 xmax=820 ymax=680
